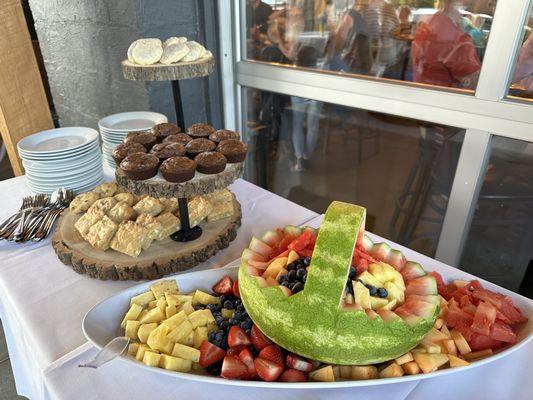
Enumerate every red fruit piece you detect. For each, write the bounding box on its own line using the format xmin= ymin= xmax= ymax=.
xmin=469 ymin=333 xmax=503 ymax=351
xmin=280 ymin=368 xmax=307 ymax=382
xmin=250 ymin=324 xmax=272 ymax=351
xmin=199 ymin=340 xmax=226 ymax=368
xmin=471 ymin=301 xmax=497 ymax=336
xmin=212 ymin=276 xmax=234 ymax=296
xmin=298 ymin=248 xmax=313 ymax=257
xmin=227 ymin=326 xmax=251 ymax=348
xmin=238 ymin=347 xmax=257 ymax=379
xmin=221 ymin=356 xmax=249 ymax=379
xmin=254 ymin=357 xmax=284 ymax=381
xmin=233 ymin=279 xmax=240 ymax=298
xmin=259 ymin=344 xmax=284 ymax=367
xmin=285 ymin=353 xmax=313 ymax=372
xmin=226 ymin=345 xmax=247 ymax=357
xmin=288 ymin=230 xmax=313 ymax=252
xmin=489 ymin=320 xmax=517 ymax=344
xmin=428 ymin=271 xmax=449 ymax=299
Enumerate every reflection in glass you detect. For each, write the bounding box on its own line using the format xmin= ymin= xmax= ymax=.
xmin=245 ymin=0 xmax=498 ymax=91
xmin=244 ymin=87 xmax=465 ymax=259
xmin=509 ymin=8 xmax=533 ymax=100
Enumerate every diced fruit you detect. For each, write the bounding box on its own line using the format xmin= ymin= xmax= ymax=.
xmin=283 ymin=225 xmax=302 ymax=237
xmin=451 ymin=329 xmax=472 ymax=355
xmin=471 ymin=301 xmax=497 ymax=336
xmin=420 ymin=343 xmax=441 ymax=354
xmin=402 ymin=361 xmax=421 ymax=375
xmin=357 ymin=271 xmax=382 ymax=289
xmin=286 ymin=353 xmax=313 ymax=372
xmin=385 ymin=282 xmax=404 ymax=303
xmin=193 ymin=327 xmax=208 ymax=349
xmin=254 ymin=357 xmax=284 ymax=381
xmin=463 ymin=348 xmax=493 ymax=360
xmin=401 ymin=262 xmax=427 ymax=281
xmin=167 ymin=320 xmax=193 ymax=342
xmin=135 ymin=344 xmax=150 ymax=361
xmin=262 ymin=257 xmax=287 ymax=279
xmin=261 ymin=229 xmax=283 ymax=247
xmin=405 ymin=276 xmax=438 ymax=296
xmin=386 ymin=249 xmax=406 ymax=271
xmin=125 ymin=320 xmax=141 ymax=339
xmin=227 ymin=326 xmax=252 ymax=348
xmin=353 ymin=280 xmax=371 ymax=309
xmin=287 ymin=250 xmax=299 ymax=265
xmin=254 ymin=276 xmax=268 ymax=288
xmin=413 ymin=352 xmax=448 ymax=374
xmin=395 ymin=352 xmax=414 ymax=365
xmin=370 ymin=296 xmax=389 ymax=310
xmin=279 ymin=285 xmax=292 ymax=297
xmin=379 ymin=362 xmax=404 ymax=378
xmin=266 ymin=277 xmax=278 ymax=287
xmin=121 ymin=303 xmax=144 ymax=328
xmin=422 ymin=328 xmax=449 ymax=344
xmin=440 ymin=339 xmax=458 ymax=355
xmin=242 ymin=248 xmax=268 ymax=263
xmin=160 ymin=354 xmax=192 ymax=372
xmin=366 ymin=309 xmax=380 ymax=319
xmin=401 ymin=299 xmax=438 ymax=320
xmin=280 ymin=369 xmax=307 ymax=382
xmin=247 ymin=259 xmax=269 ymax=269
xmin=371 ymin=242 xmax=391 ymax=261
xmin=137 ymin=323 xmax=158 ymax=343
xmin=212 ymin=276 xmax=234 ymax=296
xmin=142 ymin=351 xmax=161 ymax=367
xmin=128 ymin=343 xmax=140 ymax=356
xmin=368 ymin=262 xmax=395 ymax=284
xmin=221 ymin=356 xmax=249 ymax=379
xmin=192 ymin=290 xmax=220 ymax=306
xmin=376 ymin=309 xmax=400 ymax=323
xmin=226 ymin=345 xmax=247 ymax=358
xmin=309 ymin=365 xmax=335 ymax=382
xmin=249 ymin=237 xmax=273 ymax=257
xmin=250 ymin=325 xmax=272 ymax=351
xmin=288 ymin=230 xmax=314 ymax=252
xmin=448 ymin=354 xmax=470 ymax=367
xmin=350 ymin=365 xmax=378 ymax=380
xmin=221 ymin=308 xmax=234 ymax=319
xmin=395 ymin=308 xmax=423 ymax=326
xmin=232 ymin=280 xmax=240 ymax=299
xmin=259 ymin=345 xmax=284 ymax=366
xmin=238 ymin=348 xmax=257 ymax=379
xmin=171 ymin=343 xmax=200 ymax=362
xmin=468 ymin=334 xmax=502 ymax=351
xmin=130 ymin=291 xmax=156 ymax=307
xmin=489 ymin=321 xmax=517 ymax=343
xmin=147 ymin=325 xmax=173 ymax=354
xmin=245 ymin=265 xmax=261 ymax=276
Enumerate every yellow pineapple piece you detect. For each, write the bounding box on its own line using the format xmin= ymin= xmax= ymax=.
xmin=193 ymin=327 xmax=208 ymax=349
xmin=206 ymin=321 xmax=218 ymax=333
xmin=402 ymin=361 xmax=421 ymax=375
xmin=192 ymin=290 xmax=220 ymax=306
xmin=167 ymin=320 xmax=194 ymax=343
xmin=148 ymin=300 xmax=158 ymax=309
xmin=121 ymin=303 xmax=143 ymax=328
xmin=203 ymin=309 xmax=215 ymax=324
xmin=421 ymin=343 xmax=442 ymax=354
xmin=180 ymin=302 xmax=195 ymax=315
xmin=179 ymin=330 xmax=195 ymax=347
xmin=166 ymin=304 xmax=178 ymax=319
xmin=160 ymin=354 xmax=192 ymax=372
xmin=440 ymin=324 xmax=451 ymax=338
xmin=128 ymin=343 xmax=140 ymax=356
xmin=162 ymin=311 xmax=188 ymax=330
xmin=139 ymin=307 xmax=165 ymax=324
xmin=130 ymin=291 xmax=155 ymax=307
xmin=137 ymin=323 xmax=158 ymax=343
xmin=287 ymin=250 xmax=299 ymax=265
xmin=147 ymin=325 xmax=173 ymax=354
xmin=423 ymin=328 xmax=449 ymax=344
xmin=379 ymin=362 xmax=404 ymax=378
xmin=156 ymin=297 xmax=167 ymax=314
xmin=448 ymin=354 xmax=470 ymax=367
xmin=351 ymin=365 xmax=378 ymax=380
xmin=135 ymin=344 xmax=151 ymax=361
xmin=150 ymin=280 xmax=179 ymax=298
xmin=413 ymin=352 xmax=448 ymax=373
xmin=125 ymin=320 xmax=141 ymax=340
xmin=142 ymin=351 xmax=161 ymax=367
xmin=395 ymin=352 xmax=414 ymax=365
xmin=171 ymin=343 xmax=200 ymax=362
xmin=188 ymin=310 xmax=208 ymax=328
xmin=434 ymin=318 xmax=444 ymax=330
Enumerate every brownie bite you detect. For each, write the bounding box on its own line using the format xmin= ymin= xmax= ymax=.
xmin=151 ymin=122 xmax=181 ymax=142
xmin=160 ymin=156 xmax=196 ymax=183
xmin=163 ymin=133 xmax=193 ymax=146
xmin=124 ymin=131 xmax=157 ymax=151
xmin=209 ymin=129 xmax=240 ymax=143
xmin=112 ymin=142 xmax=146 ymax=166
xmin=195 ymin=152 xmax=227 ymax=175
xmin=185 ymin=138 xmax=216 ymax=158
xmin=120 ymin=153 xmax=159 ymax=180
xmin=150 ymin=142 xmax=186 ymax=163
xmin=187 ymin=123 xmax=215 ymax=139
xmin=216 ymin=139 xmax=248 ymax=163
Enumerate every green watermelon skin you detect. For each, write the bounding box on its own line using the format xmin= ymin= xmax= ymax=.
xmin=239 ymin=201 xmax=438 ymax=365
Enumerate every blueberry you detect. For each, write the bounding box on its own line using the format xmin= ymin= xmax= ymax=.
xmin=302 ymin=274 xmax=307 ymax=283
xmin=296 ymin=268 xmax=306 ymax=280
xmin=220 ymin=295 xmax=227 ymax=303
xmin=237 ymin=303 xmax=245 ymax=311
xmin=235 ymin=299 xmax=242 ymax=307
xmin=349 ymin=265 xmax=356 ymax=280
xmin=287 ymin=262 xmax=297 ymax=271
xmin=289 ymin=282 xmax=297 ymax=292
xmin=206 ymin=303 xmax=217 ymax=312
xmin=215 ymin=315 xmax=223 ymax=324
xmin=215 ymin=331 xmax=223 ymax=341
xmin=220 ymin=321 xmax=230 ymax=330
xmin=302 ymin=257 xmax=311 ymax=267
xmin=193 ymin=304 xmax=204 ymax=311
xmin=233 ymin=311 xmax=242 ymax=321
xmin=292 ymin=282 xmax=304 ymax=293
xmin=279 ymin=274 xmax=289 ymax=282
xmin=368 ymin=285 xmax=378 ymax=296
xmin=208 ymin=331 xmax=217 ymax=341
xmin=223 ymin=300 xmax=234 ymax=309
xmin=240 ymin=320 xmax=253 ymax=330
xmin=288 ymin=270 xmax=296 ymax=280
xmin=377 ymin=288 xmax=388 ymax=298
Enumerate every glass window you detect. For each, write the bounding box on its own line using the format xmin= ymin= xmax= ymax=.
xmin=508 ymin=6 xmax=533 ymax=101
xmin=243 ymin=87 xmax=465 ymax=258
xmin=460 ymin=137 xmax=533 ymax=293
xmin=245 ymin=0 xmax=498 ymax=92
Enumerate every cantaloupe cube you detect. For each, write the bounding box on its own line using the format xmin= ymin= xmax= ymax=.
xmin=413 ymin=352 xmax=448 ymax=374
xmin=351 ymin=365 xmax=378 ymax=380
xmin=139 ymin=307 xmax=165 ymax=324
xmin=434 ymin=318 xmax=444 ymax=329
xmin=402 ymin=361 xmax=421 ymax=375
xmin=395 ymin=352 xmax=414 ymax=365
xmin=451 ymin=329 xmax=471 ymax=355
xmin=379 ymin=362 xmax=404 ymax=378
xmin=142 ymin=351 xmax=161 ymax=367
xmin=150 ymin=280 xmax=179 ymax=298
xmin=125 ymin=320 xmax=141 ymax=340
xmin=309 ymin=365 xmax=335 ymax=382
xmin=423 ymin=328 xmax=449 ymax=344
xmin=160 ymin=354 xmax=192 ymax=372
xmin=193 ymin=327 xmax=208 ymax=349
xmin=130 ymin=291 xmax=155 ymax=307
xmin=171 ymin=343 xmax=200 ymax=362
xmin=167 ymin=320 xmax=193 ymax=342
xmin=448 ymin=354 xmax=470 ymax=367
xmin=463 ymin=349 xmax=492 ymax=360
xmin=440 ymin=339 xmax=457 ymax=355
xmin=331 ymin=365 xmax=341 ymax=379
xmin=128 ymin=343 xmax=140 ymax=356
xmin=121 ymin=303 xmax=143 ymax=328
xmin=339 ymin=365 xmax=352 ymax=379
xmin=137 ymin=323 xmax=158 ymax=343
xmin=421 ymin=343 xmax=441 ymax=354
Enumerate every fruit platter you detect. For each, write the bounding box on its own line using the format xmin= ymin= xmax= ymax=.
xmin=83 ymin=201 xmax=532 ymax=388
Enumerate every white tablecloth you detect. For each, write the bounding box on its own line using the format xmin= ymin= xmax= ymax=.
xmin=0 ymin=175 xmax=317 ymax=399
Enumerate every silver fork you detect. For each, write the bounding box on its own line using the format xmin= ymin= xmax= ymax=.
xmin=12 ymin=194 xmax=50 ymax=242
xmin=0 ymin=197 xmax=32 ymax=238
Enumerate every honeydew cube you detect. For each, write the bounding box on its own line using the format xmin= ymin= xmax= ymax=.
xmin=135 ymin=344 xmax=151 ymax=361
xmin=125 ymin=320 xmax=141 ymax=340
xmin=156 ymin=297 xmax=167 ymax=314
xmin=413 ymin=352 xmax=448 ymax=374
xmin=370 ymin=296 xmax=389 ymax=310
xmin=402 ymin=361 xmax=421 ymax=375
xmin=166 ymin=304 xmax=178 ymax=319
xmin=351 ymin=365 xmax=378 ymax=380
xmin=287 ymin=250 xmax=299 ymax=265
xmin=128 ymin=343 xmax=140 ymax=356
xmin=192 ymin=290 xmax=220 ymax=306
xmin=451 ymin=329 xmax=472 ymax=355
xmin=309 ymin=365 xmax=335 ymax=382
xmin=353 ymin=281 xmax=371 ymax=309
xmin=150 ymin=280 xmax=179 ymax=299
xmin=130 ymin=291 xmax=155 ymax=307
xmin=139 ymin=307 xmax=165 ymax=324
xmin=379 ymin=362 xmax=404 ymax=378
xmin=448 ymin=354 xmax=470 ymax=368
xmin=147 ymin=325 xmax=173 ymax=354
xmin=188 ymin=310 xmax=208 ymax=328
xmin=395 ymin=352 xmax=414 ymax=365
xmin=160 ymin=354 xmax=192 ymax=372
xmin=121 ymin=303 xmax=143 ymax=328
xmin=137 ymin=323 xmax=158 ymax=343
xmin=385 ymin=282 xmax=404 ymax=303
xmin=193 ymin=326 xmax=208 ymax=349
xmin=162 ymin=310 xmax=188 ymax=330
xmin=171 ymin=343 xmax=200 ymax=362
xmin=167 ymin=320 xmax=193 ymax=342
xmin=142 ymin=351 xmax=161 ymax=367
xmin=180 ymin=302 xmax=195 ymax=315
xmin=357 ymin=271 xmax=382 ymax=289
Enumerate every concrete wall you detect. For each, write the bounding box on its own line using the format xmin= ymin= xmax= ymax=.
xmin=28 ymin=0 xmax=220 ymax=129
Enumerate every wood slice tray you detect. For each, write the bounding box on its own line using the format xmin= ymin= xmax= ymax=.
xmin=115 ymin=162 xmax=244 ymax=198
xmin=52 ymin=197 xmax=242 ymax=281
xmin=121 ymin=55 xmax=215 ymax=81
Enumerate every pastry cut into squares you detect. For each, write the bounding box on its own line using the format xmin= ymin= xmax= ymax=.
xmin=92 ymin=182 xmax=118 ymax=198
xmin=155 ymin=212 xmax=180 ymax=239
xmin=159 ymin=197 xmax=179 ymax=214
xmin=113 ymin=192 xmax=136 ymax=206
xmin=108 ymin=201 xmax=137 ymax=224
xmin=74 ymin=209 xmax=105 ymax=238
xmin=86 ymin=215 xmax=119 ymax=250
xmin=110 ymin=221 xmax=151 ymax=257
xmin=137 ymin=214 xmax=165 ymax=241
xmin=69 ymin=191 xmax=100 ymax=214
xmin=88 ymin=197 xmax=118 ymax=214
xmin=204 ymin=189 xmax=232 ymax=205
xmin=207 ymin=201 xmax=234 ymax=222
xmin=187 ymin=196 xmax=212 ymax=227
xmin=133 ymin=196 xmax=164 ymax=217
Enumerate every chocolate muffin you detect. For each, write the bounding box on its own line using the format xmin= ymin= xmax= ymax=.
xmin=163 ymin=133 xmax=193 ymax=146
xmin=112 ymin=142 xmax=146 ymax=166
xmin=120 ymin=153 xmax=159 ymax=180
xmin=160 ymin=156 xmax=196 ymax=183
xmin=216 ymin=139 xmax=248 ymax=163
xmin=195 ymin=152 xmax=227 ymax=175
xmin=209 ymin=129 xmax=240 ymax=143
xmin=185 ymin=138 xmax=216 ymax=158
xmin=151 ymin=122 xmax=181 ymax=142
xmin=124 ymin=131 xmax=157 ymax=151
xmin=150 ymin=142 xmax=186 ymax=163
xmin=187 ymin=123 xmax=216 ymax=139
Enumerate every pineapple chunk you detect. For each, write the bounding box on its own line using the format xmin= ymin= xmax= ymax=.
xmin=156 ymin=297 xmax=167 ymax=314
xmin=130 ymin=291 xmax=155 ymax=307
xmin=384 ymin=281 xmax=404 ymax=303
xmin=448 ymin=354 xmax=470 ymax=367
xmin=150 ymin=280 xmax=179 ymax=299
xmin=194 ymin=327 xmax=208 ymax=349
xmin=180 ymin=331 xmax=195 ymax=347
xmin=351 ymin=365 xmax=378 ymax=380
xmin=188 ymin=310 xmax=208 ymax=328
xmin=440 ymin=339 xmax=458 ymax=355
xmin=440 ymin=324 xmax=451 ymax=338
xmin=262 ymin=257 xmax=287 ymax=279
xmin=160 ymin=354 xmax=192 ymax=372
xmin=357 ymin=271 xmax=382 ymax=288
xmin=192 ymin=290 xmax=220 ymax=306
xmin=206 ymin=321 xmax=218 ymax=333
xmin=121 ymin=303 xmax=143 ymax=328
xmin=165 ymin=294 xmax=193 ymax=308
xmin=192 ymin=362 xmax=202 ymax=371
xmin=370 ymin=296 xmax=389 ymax=310
xmin=451 ymin=329 xmax=472 ymax=355
xmin=221 ymin=308 xmax=234 ymax=319
xmin=147 ymin=325 xmax=173 ymax=354
xmin=379 ymin=299 xmax=397 ymax=311
xmin=125 ymin=320 xmax=141 ymax=340
xmin=203 ymin=309 xmax=215 ymax=324
xmin=167 ymin=320 xmax=194 ymax=343
xmin=309 ymin=365 xmax=335 ymax=382
xmin=148 ymin=300 xmax=158 ymax=309
xmin=162 ymin=310 xmax=188 ymax=330
xmin=379 ymin=362 xmax=404 ymax=378
xmin=395 ymin=352 xmax=414 ymax=365
xmin=402 ymin=361 xmax=421 ymax=375
xmin=463 ymin=349 xmax=492 ymax=360
xmin=180 ymin=302 xmax=195 ymax=315
xmin=353 ymin=280 xmax=371 ymax=309
xmin=128 ymin=343 xmax=140 ymax=356
xmin=139 ymin=307 xmax=165 ymax=324
xmin=287 ymin=250 xmax=299 ymax=265
xmin=345 ymin=293 xmax=354 ymax=305
xmin=413 ymin=352 xmax=448 ymax=373
xmin=135 ymin=344 xmax=151 ymax=361
xmin=166 ymin=304 xmax=178 ymax=319
xmin=137 ymin=323 xmax=158 ymax=343
xmin=171 ymin=343 xmax=201 ymax=362
xmin=142 ymin=351 xmax=161 ymax=367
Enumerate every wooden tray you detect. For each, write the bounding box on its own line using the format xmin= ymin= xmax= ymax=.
xmin=121 ymin=55 xmax=215 ymax=82
xmin=52 ymin=197 xmax=242 ymax=281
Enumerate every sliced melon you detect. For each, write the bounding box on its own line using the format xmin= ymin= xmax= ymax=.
xmin=401 ymin=262 xmax=427 ymax=281
xmin=249 ymin=237 xmax=272 ymax=257
xmin=239 ymin=201 xmax=438 ymax=365
xmin=247 ymin=259 xmax=269 ymax=269
xmin=262 ymin=257 xmax=287 ymax=279
xmin=361 ymin=234 xmax=374 ymax=252
xmin=309 ymin=365 xmax=335 ymax=382
xmin=287 ymin=250 xmax=299 ymax=265
xmin=376 ymin=309 xmax=400 ymax=323
xmin=371 ymin=242 xmax=391 ymax=261
xmin=261 ymin=229 xmax=283 ymax=247
xmin=412 ymin=352 xmax=448 ymax=373
xmin=242 ymin=248 xmax=268 ymax=263
xmin=283 ymin=225 xmax=302 ymax=237
xmin=405 ymin=276 xmax=438 ymax=296
xmin=385 ymin=282 xmax=405 ymax=303
xmin=386 ymin=249 xmax=407 ymax=271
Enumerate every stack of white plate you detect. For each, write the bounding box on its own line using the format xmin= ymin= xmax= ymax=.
xmin=18 ymin=127 xmax=104 ymax=194
xmin=98 ymin=111 xmax=168 ymax=168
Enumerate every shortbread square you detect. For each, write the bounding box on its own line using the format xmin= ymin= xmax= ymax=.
xmin=133 ymin=196 xmax=164 ymax=217
xmin=88 ymin=197 xmax=118 ymax=214
xmin=92 ymin=182 xmax=118 ymax=198
xmin=110 ymin=221 xmax=151 ymax=257
xmin=108 ymin=201 xmax=137 ymax=224
xmin=69 ymin=192 xmax=100 ymax=214
xmin=86 ymin=215 xmax=118 ymax=251
xmin=207 ymin=202 xmax=234 ymax=222
xmin=137 ymin=214 xmax=165 ymax=242
xmin=114 ymin=192 xmax=136 ymax=206
xmin=155 ymin=212 xmax=180 ymax=239
xmin=74 ymin=209 xmax=105 ymax=238
xmin=187 ymin=196 xmax=212 ymax=227
xmin=159 ymin=197 xmax=179 ymax=214
xmin=204 ymin=189 xmax=233 ymax=205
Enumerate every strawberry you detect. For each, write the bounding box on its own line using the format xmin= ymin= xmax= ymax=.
xmin=227 ymin=326 xmax=251 ymax=348
xmin=285 ymin=353 xmax=313 ymax=372
xmin=250 ymin=324 xmax=272 ymax=351
xmin=279 ymin=368 xmax=307 ymax=382
xmin=226 ymin=345 xmax=247 ymax=357
xmin=258 ymin=344 xmax=284 ymax=367
xmin=220 ymin=356 xmax=249 ymax=379
xmin=254 ymin=357 xmax=284 ymax=382
xmin=232 ymin=279 xmax=240 ymax=298
xmin=199 ymin=340 xmax=226 ymax=368
xmin=238 ymin=347 xmax=257 ymax=379
xmin=212 ymin=276 xmax=234 ymax=296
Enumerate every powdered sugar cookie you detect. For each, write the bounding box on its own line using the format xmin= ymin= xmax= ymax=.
xmin=130 ymin=38 xmax=163 ymax=65
xmin=160 ymin=42 xmax=190 ymax=64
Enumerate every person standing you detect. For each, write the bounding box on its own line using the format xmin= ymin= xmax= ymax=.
xmin=248 ymin=0 xmax=273 ymax=35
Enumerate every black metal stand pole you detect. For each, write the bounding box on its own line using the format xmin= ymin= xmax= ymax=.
xmin=171 ymin=80 xmax=186 ymax=131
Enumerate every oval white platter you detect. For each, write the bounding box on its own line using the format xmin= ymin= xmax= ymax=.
xmin=83 ymin=252 xmax=533 ymax=390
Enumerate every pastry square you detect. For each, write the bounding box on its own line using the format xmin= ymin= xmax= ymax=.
xmin=74 ymin=209 xmax=105 ymax=238
xmin=187 ymin=196 xmax=212 ymax=227
xmin=88 ymin=197 xmax=118 ymax=214
xmin=108 ymin=201 xmax=137 ymax=224
xmin=155 ymin=212 xmax=180 ymax=239
xmin=204 ymin=189 xmax=233 ymax=205
xmin=110 ymin=221 xmax=151 ymax=257
xmin=137 ymin=214 xmax=165 ymax=241
xmin=133 ymin=196 xmax=164 ymax=217
xmin=114 ymin=192 xmax=136 ymax=206
xmin=207 ymin=201 xmax=234 ymax=222
xmin=159 ymin=197 xmax=179 ymax=214
xmin=69 ymin=192 xmax=100 ymax=214
xmin=85 ymin=215 xmax=118 ymax=251
xmin=92 ymin=182 xmax=118 ymax=198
